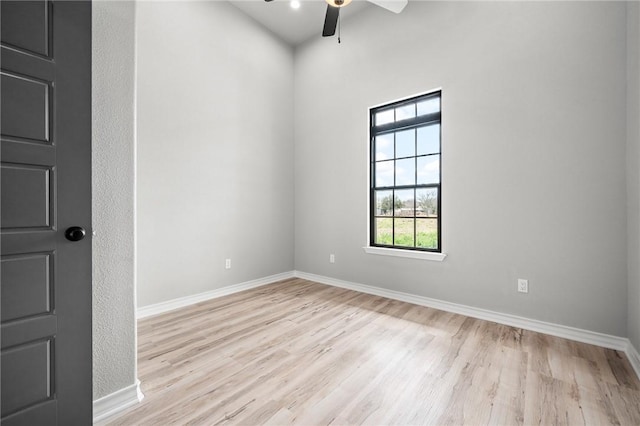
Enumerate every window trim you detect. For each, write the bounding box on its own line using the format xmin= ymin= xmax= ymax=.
xmin=363 ymin=246 xmax=447 ymax=262
xmin=366 ymin=90 xmax=445 ymax=257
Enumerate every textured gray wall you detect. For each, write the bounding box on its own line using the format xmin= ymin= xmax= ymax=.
xmin=92 ymin=1 xmax=137 ymax=399
xmin=294 ymin=1 xmax=629 ymax=336
xmin=136 ymin=1 xmax=294 ymax=307
xmin=628 ymin=1 xmax=640 ymax=351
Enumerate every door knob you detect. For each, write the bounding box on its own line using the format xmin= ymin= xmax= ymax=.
xmin=65 ymin=226 xmax=86 ymax=242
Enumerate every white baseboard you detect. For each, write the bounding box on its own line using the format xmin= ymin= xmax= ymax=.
xmin=136 ymin=271 xmax=295 ymax=319
xmin=293 ymin=271 xmax=629 ymax=351
xmin=627 ymin=341 xmax=640 ymax=379
xmin=93 ymin=380 xmax=144 ymax=424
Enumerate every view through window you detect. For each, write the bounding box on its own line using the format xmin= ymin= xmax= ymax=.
xmin=370 ymin=91 xmax=442 ymax=252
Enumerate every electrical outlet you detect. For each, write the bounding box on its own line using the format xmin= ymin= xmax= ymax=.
xmin=517 ymin=279 xmax=528 ymax=293
xmin=329 ymin=254 xmax=335 ymax=263
xmin=225 ymin=259 xmax=231 ymax=270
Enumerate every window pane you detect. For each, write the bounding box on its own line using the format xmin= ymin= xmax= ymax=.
xmin=375 ymin=134 xmax=394 ymax=161
xmin=395 ymin=129 xmax=414 ymax=158
xmin=394 ymin=218 xmax=415 ymax=247
xmin=417 ymin=155 xmax=439 ymax=184
xmin=416 ymin=218 xmax=438 ymax=249
xmin=395 ymin=158 xmax=415 ymax=186
xmin=376 ymin=109 xmax=394 ymax=126
xmin=395 ymin=104 xmax=415 ymax=121
xmin=417 ymin=124 xmax=440 ymax=155
xmin=417 ymin=97 xmax=440 ymax=116
xmin=375 ymin=190 xmax=393 ymax=216
xmin=375 ymin=217 xmax=392 ymax=245
xmin=375 ymin=160 xmax=394 ymax=187
xmin=416 ymin=188 xmax=438 ymax=217
xmin=395 ymin=189 xmax=414 ymax=217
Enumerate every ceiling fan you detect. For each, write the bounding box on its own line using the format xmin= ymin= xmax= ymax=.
xmin=264 ymin=0 xmax=408 ymax=38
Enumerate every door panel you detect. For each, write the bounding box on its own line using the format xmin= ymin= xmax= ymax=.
xmin=1 ymin=163 xmax=52 ymax=229
xmin=0 ymin=71 xmax=51 ymax=143
xmin=0 ymin=0 xmax=50 ymax=57
xmin=1 ymin=253 xmax=52 ymax=322
xmin=1 ymin=339 xmax=53 ymax=417
xmin=1 ymin=1 xmax=92 ymax=424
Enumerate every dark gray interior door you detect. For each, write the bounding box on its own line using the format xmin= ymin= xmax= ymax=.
xmin=1 ymin=1 xmax=92 ymax=424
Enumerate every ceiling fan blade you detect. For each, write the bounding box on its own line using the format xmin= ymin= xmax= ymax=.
xmin=322 ymin=5 xmax=340 ymax=37
xmin=367 ymin=0 xmax=408 ymax=14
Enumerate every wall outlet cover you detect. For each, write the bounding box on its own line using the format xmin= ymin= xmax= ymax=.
xmin=518 ymin=279 xmax=528 ymax=293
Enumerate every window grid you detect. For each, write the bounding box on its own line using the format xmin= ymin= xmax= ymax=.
xmin=370 ymin=91 xmax=441 ymax=252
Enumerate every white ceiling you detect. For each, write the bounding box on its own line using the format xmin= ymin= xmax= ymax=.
xmin=228 ymin=0 xmax=373 ymax=46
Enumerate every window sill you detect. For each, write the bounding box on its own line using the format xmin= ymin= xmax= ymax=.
xmin=363 ymin=246 xmax=447 ymax=262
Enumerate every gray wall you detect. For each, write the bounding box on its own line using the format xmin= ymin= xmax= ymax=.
xmin=294 ymin=1 xmax=629 ymax=336
xmin=92 ymin=1 xmax=137 ymax=400
xmin=628 ymin=1 xmax=640 ymax=351
xmin=135 ymin=1 xmax=295 ymax=307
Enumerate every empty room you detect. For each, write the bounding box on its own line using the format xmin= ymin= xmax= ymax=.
xmin=1 ymin=0 xmax=640 ymax=425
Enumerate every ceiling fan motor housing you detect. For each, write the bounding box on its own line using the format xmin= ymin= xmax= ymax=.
xmin=326 ymin=0 xmax=352 ymax=7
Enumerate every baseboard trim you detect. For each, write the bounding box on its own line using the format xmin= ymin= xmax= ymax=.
xmin=136 ymin=271 xmax=295 ymax=319
xmin=93 ymin=380 xmax=144 ymax=423
xmin=293 ymin=271 xmax=629 ymax=352
xmin=627 ymin=341 xmax=640 ymax=379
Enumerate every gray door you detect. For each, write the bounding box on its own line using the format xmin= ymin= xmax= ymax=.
xmin=1 ymin=1 xmax=92 ymax=424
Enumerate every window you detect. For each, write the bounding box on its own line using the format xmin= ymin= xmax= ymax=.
xmin=369 ymin=91 xmax=442 ymax=253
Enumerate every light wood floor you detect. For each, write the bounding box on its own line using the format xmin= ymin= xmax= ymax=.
xmin=107 ymin=278 xmax=640 ymax=425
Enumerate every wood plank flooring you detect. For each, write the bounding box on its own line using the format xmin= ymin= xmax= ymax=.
xmin=106 ymin=278 xmax=640 ymax=425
